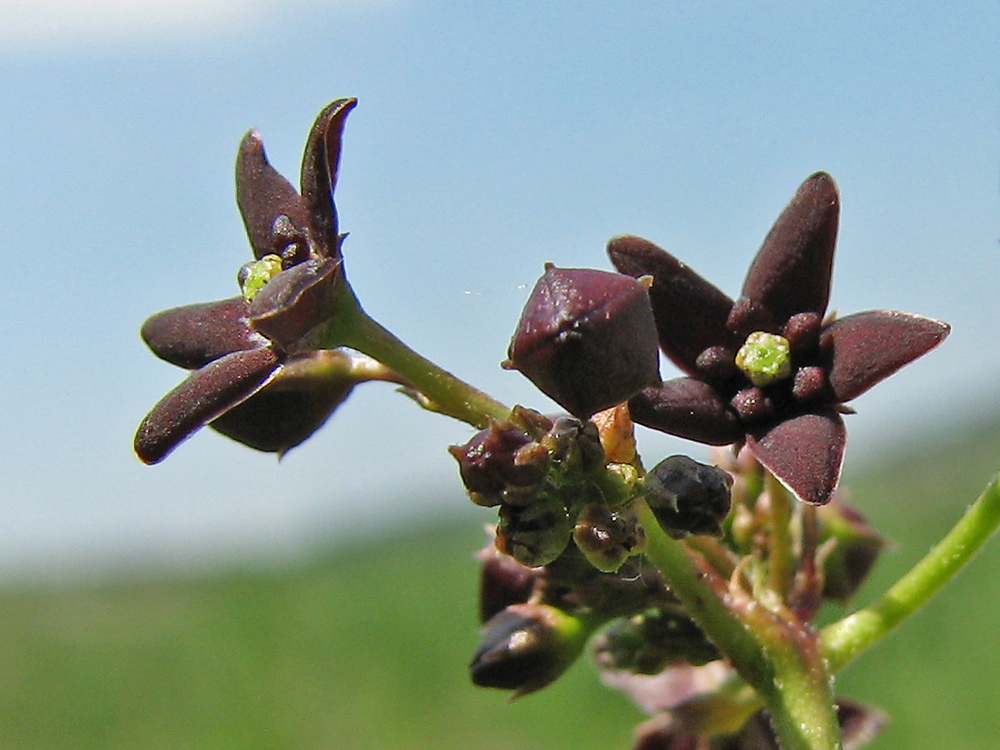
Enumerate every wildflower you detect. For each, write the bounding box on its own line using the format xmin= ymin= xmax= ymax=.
xmin=135 ymin=99 xmax=366 ymax=463
xmin=609 ymin=172 xmax=949 ymax=504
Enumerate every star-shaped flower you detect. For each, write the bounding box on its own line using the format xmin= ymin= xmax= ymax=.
xmin=608 ymin=172 xmax=949 ymax=505
xmin=135 ymin=99 xmax=366 ymax=464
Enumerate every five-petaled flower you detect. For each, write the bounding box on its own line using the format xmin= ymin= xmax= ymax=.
xmin=609 ymin=172 xmax=949 ymax=505
xmin=135 ymin=99 xmax=364 ymax=464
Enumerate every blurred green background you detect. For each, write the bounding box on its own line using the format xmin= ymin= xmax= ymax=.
xmin=1 ymin=414 xmax=998 ymax=749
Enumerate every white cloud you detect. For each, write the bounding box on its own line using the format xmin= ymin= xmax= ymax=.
xmin=0 ymin=0 xmax=397 ymax=56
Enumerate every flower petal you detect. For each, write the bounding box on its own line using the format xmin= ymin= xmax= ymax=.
xmin=746 ymin=409 xmax=845 ymax=505
xmin=608 ymin=235 xmax=734 ymax=375
xmin=741 ymin=172 xmax=839 ymax=323
xmin=209 ymin=350 xmax=357 ymax=456
xmin=134 ymin=347 xmax=281 ymax=464
xmin=140 ymin=297 xmax=262 ymax=369
xmin=822 ymin=310 xmax=950 ymax=402
xmin=248 ymin=257 xmax=342 ymax=352
xmin=236 ymin=131 xmax=312 ymax=260
xmin=300 ymin=98 xmax=357 ymax=258
xmin=628 ymin=378 xmax=743 ymax=445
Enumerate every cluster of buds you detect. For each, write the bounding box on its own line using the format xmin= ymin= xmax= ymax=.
xmin=450 ymin=406 xmax=645 ymax=569
xmin=458 ymin=241 xmax=895 ymax=748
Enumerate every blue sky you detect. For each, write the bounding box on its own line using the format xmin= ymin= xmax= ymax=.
xmin=2 ymin=1 xmax=998 ymax=576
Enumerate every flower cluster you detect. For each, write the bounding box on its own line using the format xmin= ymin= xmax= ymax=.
xmin=135 ymin=100 xmax=960 ymax=750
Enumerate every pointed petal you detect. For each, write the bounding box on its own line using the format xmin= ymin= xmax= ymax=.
xmin=741 ymin=172 xmax=839 ymax=322
xmin=134 ymin=348 xmax=281 ymax=464
xmin=608 ymin=235 xmax=734 ymax=375
xmin=248 ymin=257 xmax=342 ymax=352
xmin=140 ymin=297 xmax=261 ymax=369
xmin=209 ymin=350 xmax=357 ymax=456
xmin=236 ymin=131 xmax=311 ymax=259
xmin=746 ymin=410 xmax=845 ymax=505
xmin=300 ymin=98 xmax=357 ymax=258
xmin=822 ymin=310 xmax=950 ymax=402
xmin=628 ymin=378 xmax=743 ymax=445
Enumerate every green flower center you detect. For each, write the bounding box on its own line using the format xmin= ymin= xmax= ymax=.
xmin=240 ymin=254 xmax=284 ymax=303
xmin=735 ymin=331 xmax=792 ymax=387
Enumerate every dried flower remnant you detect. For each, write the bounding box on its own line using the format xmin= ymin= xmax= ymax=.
xmin=135 ymin=99 xmax=382 ymax=463
xmin=609 ymin=172 xmax=949 ymax=505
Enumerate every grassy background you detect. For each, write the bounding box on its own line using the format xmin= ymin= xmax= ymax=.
xmin=1 ymin=418 xmax=999 ymax=749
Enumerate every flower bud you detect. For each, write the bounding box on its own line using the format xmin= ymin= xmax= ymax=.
xmin=505 ymin=265 xmax=661 ymax=418
xmin=449 ymin=420 xmax=550 ymax=507
xmin=573 ymin=503 xmax=646 ymax=573
xmin=477 ymin=545 xmax=538 ymax=623
xmin=495 ymin=498 xmax=574 ymax=567
xmin=817 ymin=498 xmax=888 ymax=603
xmin=470 ymin=603 xmax=590 ymax=697
xmin=592 ymin=606 xmax=718 ymax=675
xmin=643 ymin=456 xmax=733 ymax=538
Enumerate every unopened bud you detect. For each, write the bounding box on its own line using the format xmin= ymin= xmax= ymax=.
xmin=573 ymin=504 xmax=646 ymax=573
xmin=470 ymin=603 xmax=590 ymax=697
xmin=643 ymin=456 xmax=733 ymax=538
xmin=478 ymin=545 xmax=538 ymax=623
xmin=495 ymin=498 xmax=573 ymax=568
xmin=505 ymin=265 xmax=661 ymax=418
xmin=592 ymin=606 xmax=718 ymax=675
xmin=817 ymin=498 xmax=889 ymax=603
xmin=449 ymin=421 xmax=550 ymax=507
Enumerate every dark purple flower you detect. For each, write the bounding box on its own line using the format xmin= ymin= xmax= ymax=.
xmin=609 ymin=172 xmax=949 ymax=505
xmin=135 ymin=99 xmax=359 ymax=464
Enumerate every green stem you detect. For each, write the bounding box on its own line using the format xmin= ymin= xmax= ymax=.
xmin=636 ymin=496 xmax=842 ymax=749
xmin=318 ymin=282 xmax=511 ymax=428
xmin=821 ymin=469 xmax=1000 ymax=673
xmin=633 ymin=497 xmax=772 ymax=687
xmin=766 ymin=472 xmax=795 ymax=601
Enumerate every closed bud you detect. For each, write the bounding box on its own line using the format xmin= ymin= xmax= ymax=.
xmin=495 ymin=498 xmax=573 ymax=567
xmin=592 ymin=606 xmax=718 ymax=675
xmin=505 ymin=265 xmax=661 ymax=418
xmin=449 ymin=420 xmax=550 ymax=507
xmin=478 ymin=545 xmax=538 ymax=623
xmin=573 ymin=503 xmax=646 ymax=573
xmin=643 ymin=456 xmax=733 ymax=538
xmin=470 ymin=603 xmax=591 ymax=697
xmin=817 ymin=498 xmax=889 ymax=603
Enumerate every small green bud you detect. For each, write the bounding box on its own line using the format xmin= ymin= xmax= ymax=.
xmin=817 ymin=498 xmax=889 ymax=603
xmin=592 ymin=606 xmax=719 ymax=675
xmin=239 ymin=254 xmax=284 ymax=303
xmin=495 ymin=498 xmax=573 ymax=567
xmin=735 ymin=331 xmax=792 ymax=387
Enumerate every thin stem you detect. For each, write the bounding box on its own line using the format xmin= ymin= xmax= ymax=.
xmin=766 ymin=472 xmax=795 ymax=601
xmin=319 ymin=282 xmax=511 ymax=428
xmin=821 ymin=469 xmax=1000 ymax=673
xmin=636 ymin=495 xmax=843 ymax=750
xmin=632 ymin=498 xmax=773 ymax=689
